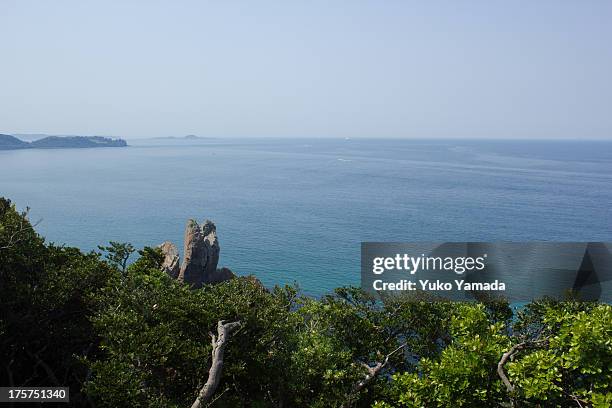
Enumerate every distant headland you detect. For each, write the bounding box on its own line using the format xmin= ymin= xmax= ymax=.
xmin=0 ymin=134 xmax=128 ymax=150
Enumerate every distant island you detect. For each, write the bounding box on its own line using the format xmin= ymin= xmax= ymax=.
xmin=0 ymin=134 xmax=128 ymax=150
xmin=151 ymin=134 xmax=210 ymax=140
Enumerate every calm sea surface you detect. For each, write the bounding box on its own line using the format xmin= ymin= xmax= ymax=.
xmin=1 ymin=138 xmax=611 ymax=294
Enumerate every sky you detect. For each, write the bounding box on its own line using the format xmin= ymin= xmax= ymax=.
xmin=1 ymin=0 xmax=611 ymax=139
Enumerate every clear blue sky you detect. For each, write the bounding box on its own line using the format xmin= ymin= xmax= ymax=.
xmin=1 ymin=1 xmax=611 ymax=139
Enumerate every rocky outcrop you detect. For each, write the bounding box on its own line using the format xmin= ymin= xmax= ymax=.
xmin=208 ymin=267 xmax=236 ymax=284
xmin=178 ymin=219 xmax=220 ymax=287
xmin=159 ymin=218 xmax=234 ymax=288
xmin=158 ymin=241 xmax=180 ymax=278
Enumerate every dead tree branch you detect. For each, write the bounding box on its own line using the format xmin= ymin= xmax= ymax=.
xmin=190 ymin=320 xmax=241 ymax=408
xmin=497 ymin=339 xmax=549 ymax=393
xmin=342 ymin=343 xmax=407 ymax=408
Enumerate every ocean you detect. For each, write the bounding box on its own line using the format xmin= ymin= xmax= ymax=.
xmin=1 ymin=138 xmax=611 ymax=295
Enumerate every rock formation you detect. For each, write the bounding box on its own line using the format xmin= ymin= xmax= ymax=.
xmin=159 ymin=218 xmax=234 ymax=288
xmin=158 ymin=241 xmax=180 ymax=278
xmin=178 ymin=219 xmax=220 ymax=287
xmin=207 ymin=267 xmax=235 ymax=284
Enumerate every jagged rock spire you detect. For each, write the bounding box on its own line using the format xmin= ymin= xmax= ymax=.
xmin=178 ymin=219 xmax=220 ymax=287
xmin=159 ymin=218 xmax=234 ymax=287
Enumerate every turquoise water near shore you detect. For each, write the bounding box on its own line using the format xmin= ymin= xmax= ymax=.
xmin=1 ymin=138 xmax=611 ymax=294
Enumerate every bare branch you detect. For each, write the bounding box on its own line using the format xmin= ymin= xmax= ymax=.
xmin=497 ymin=339 xmax=549 ymax=394
xmin=342 ymin=343 xmax=407 ymax=408
xmin=205 ymin=386 xmax=230 ymax=408
xmin=561 ymin=390 xmax=589 ymax=408
xmin=191 ymin=320 xmax=241 ymax=408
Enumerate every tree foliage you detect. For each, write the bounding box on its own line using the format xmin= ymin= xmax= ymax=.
xmin=0 ymin=198 xmax=117 ymax=405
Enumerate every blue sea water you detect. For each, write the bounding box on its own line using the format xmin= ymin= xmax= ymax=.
xmin=1 ymin=138 xmax=611 ymax=295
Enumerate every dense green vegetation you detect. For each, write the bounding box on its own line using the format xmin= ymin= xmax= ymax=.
xmin=1 ymin=197 xmax=610 ymax=407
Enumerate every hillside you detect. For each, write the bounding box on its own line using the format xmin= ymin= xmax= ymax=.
xmin=0 ymin=134 xmax=30 ymax=149
xmin=0 ymin=134 xmax=127 ymax=150
xmin=31 ymin=135 xmax=127 ymax=148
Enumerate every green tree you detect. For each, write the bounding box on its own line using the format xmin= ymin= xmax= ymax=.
xmin=375 ymin=303 xmax=510 ymax=408
xmin=376 ymin=301 xmax=612 ymax=408
xmin=97 ymin=241 xmax=135 ymax=273
xmin=0 ymin=198 xmax=117 ymax=406
xmin=85 ymin=248 xmax=301 ymax=407
xmin=506 ymin=302 xmax=612 ymax=407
